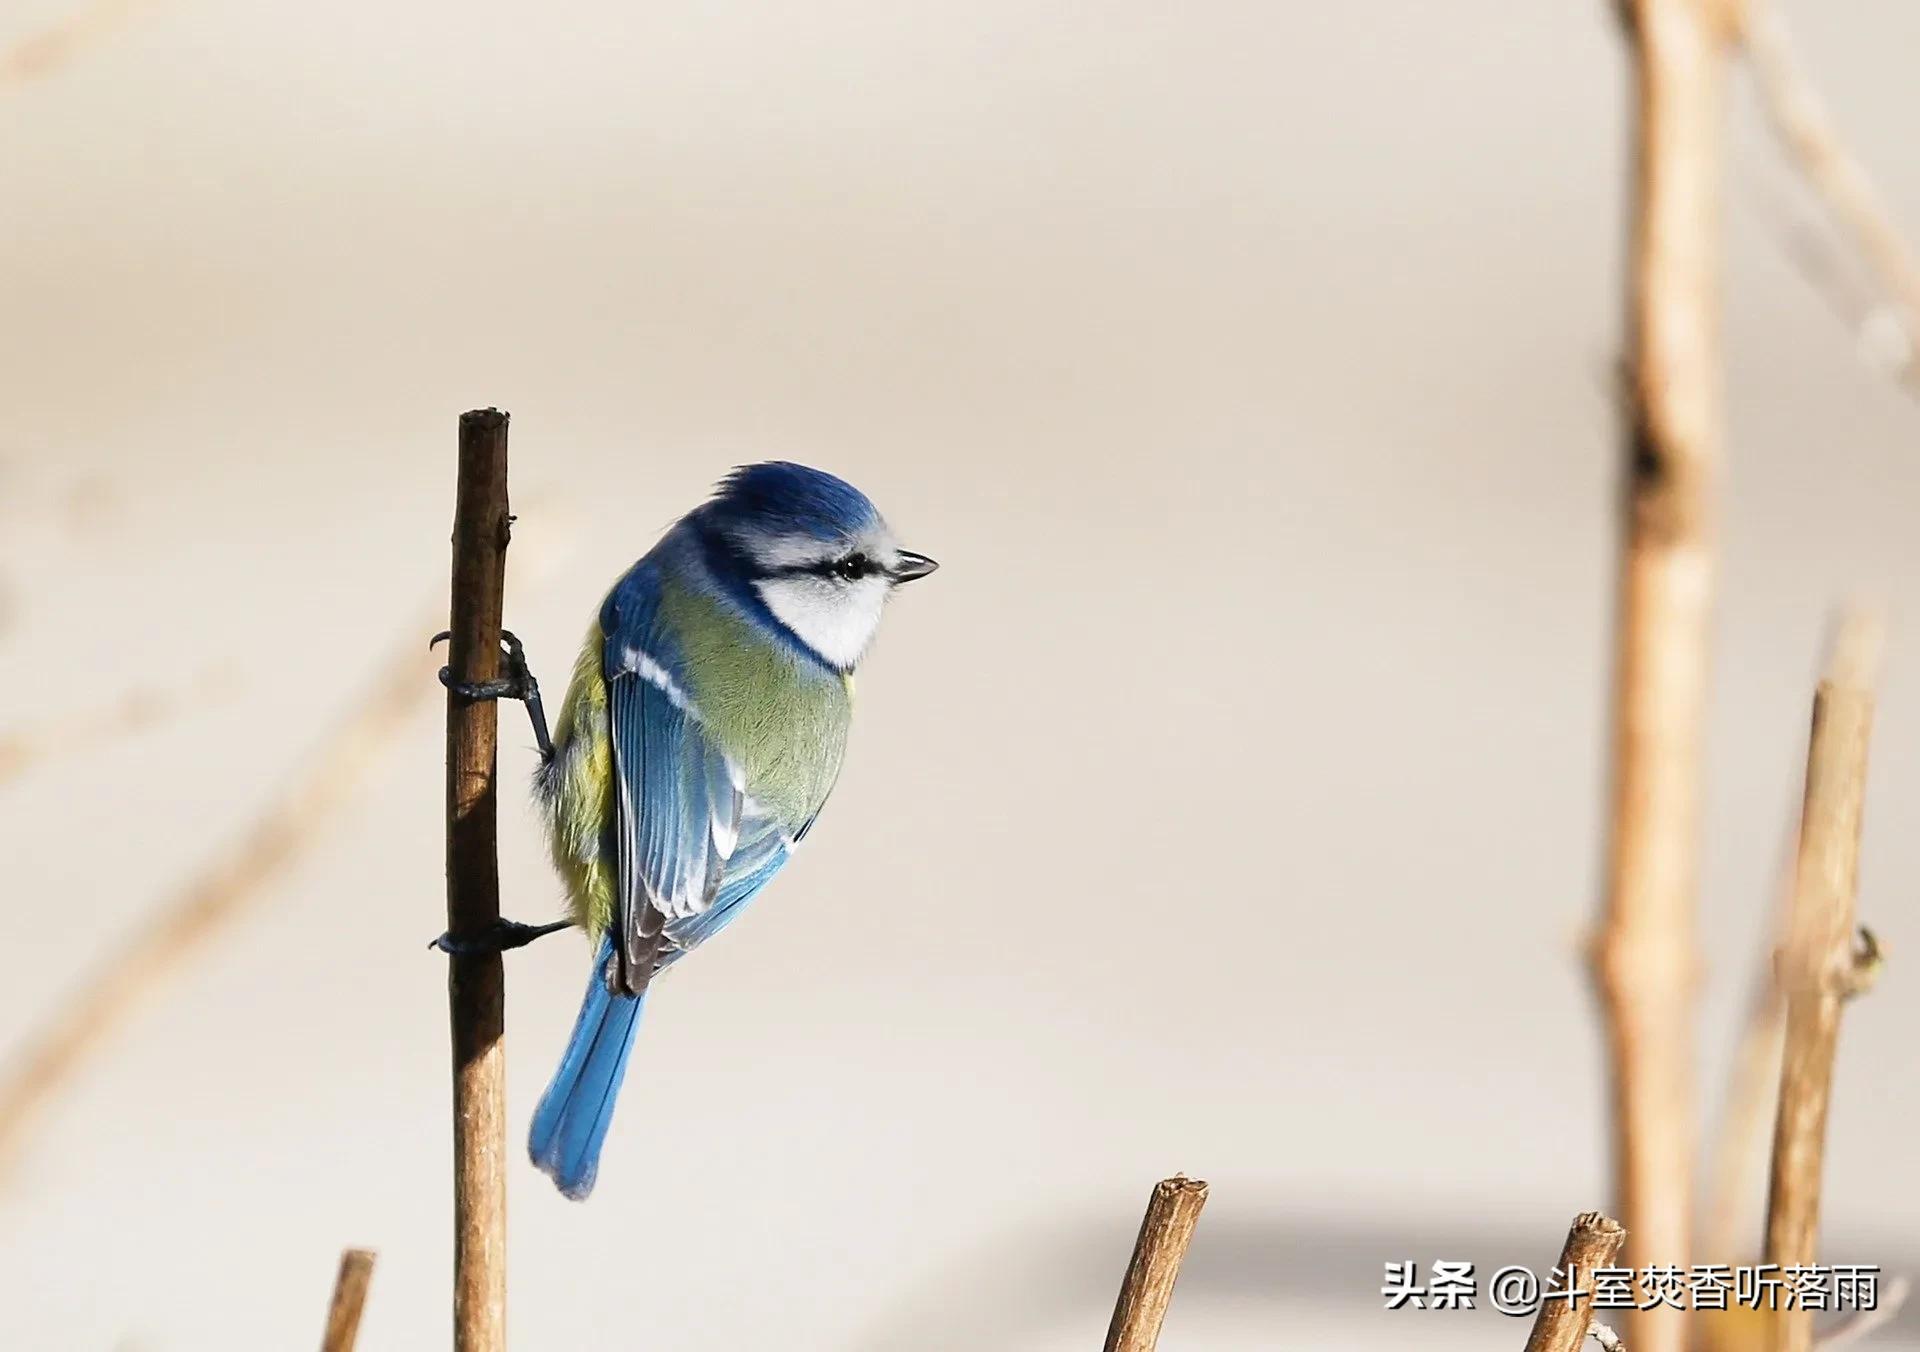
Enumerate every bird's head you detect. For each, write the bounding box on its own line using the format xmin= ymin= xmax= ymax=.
xmin=696 ymin=461 xmax=938 ymax=671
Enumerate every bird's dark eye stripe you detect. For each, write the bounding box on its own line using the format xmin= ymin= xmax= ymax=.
xmin=828 ymin=553 xmax=875 ymax=580
xmin=766 ymin=552 xmax=878 ymax=580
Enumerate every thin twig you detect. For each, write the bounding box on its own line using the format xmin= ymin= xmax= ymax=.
xmin=1103 ymin=1176 xmax=1209 ymax=1352
xmin=320 ymin=1248 xmax=377 ymax=1352
xmin=1591 ymin=6 xmax=1732 ymax=1352
xmin=1703 ymin=669 xmax=1819 ymax=1271
xmin=1702 ymin=621 xmax=1880 ymax=1266
xmin=1591 ymin=1321 xmax=1627 ymax=1351
xmin=1523 ymin=1211 xmax=1628 ymax=1352
xmin=1763 ymin=609 xmax=1885 ymax=1352
xmin=444 ymin=409 xmax=512 ymax=1352
xmin=1740 ymin=0 xmax=1920 ymax=389
xmin=1814 ymin=1275 xmax=1909 ymax=1351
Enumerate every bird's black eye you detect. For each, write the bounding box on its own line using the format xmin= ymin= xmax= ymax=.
xmin=829 ymin=553 xmax=874 ymax=581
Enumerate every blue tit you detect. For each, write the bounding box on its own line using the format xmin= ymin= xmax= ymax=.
xmin=458 ymin=463 xmax=936 ymax=1200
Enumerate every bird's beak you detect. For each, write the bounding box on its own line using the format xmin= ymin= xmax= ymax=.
xmin=889 ymin=550 xmax=940 ymax=583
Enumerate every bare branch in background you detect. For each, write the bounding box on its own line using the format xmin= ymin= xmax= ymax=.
xmin=1592 ymin=7 xmax=1733 ymax=1352
xmin=0 ymin=668 xmax=239 ymax=789
xmin=0 ymin=618 xmax=436 ymax=1177
xmin=1103 ymin=1176 xmax=1209 ymax=1352
xmin=1699 ymin=820 xmax=1791 ymax=1267
xmin=1740 ymin=0 xmax=1920 ymax=389
xmin=1522 ymin=1211 xmax=1628 ymax=1352
xmin=0 ymin=524 xmax=572 ymax=1182
xmin=320 ymin=1249 xmax=377 ymax=1352
xmin=0 ymin=0 xmax=157 ymax=89
xmin=1763 ymin=608 xmax=1885 ymax=1352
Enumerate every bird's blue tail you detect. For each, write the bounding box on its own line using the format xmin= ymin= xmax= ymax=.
xmin=529 ymin=935 xmax=645 ymax=1200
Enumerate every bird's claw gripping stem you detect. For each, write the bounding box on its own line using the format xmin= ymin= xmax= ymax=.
xmin=432 ymin=627 xmax=553 ymax=761
xmin=431 ymin=917 xmax=575 ymax=956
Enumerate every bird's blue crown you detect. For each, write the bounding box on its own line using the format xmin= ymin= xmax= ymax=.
xmin=702 ymin=462 xmax=881 ymax=543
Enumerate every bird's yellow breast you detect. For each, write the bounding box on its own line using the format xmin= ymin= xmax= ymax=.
xmin=540 ymin=624 xmax=617 ymax=936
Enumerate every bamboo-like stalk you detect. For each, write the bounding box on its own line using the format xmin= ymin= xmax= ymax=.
xmin=445 ymin=409 xmax=513 ymax=1352
xmin=320 ymin=1248 xmax=377 ymax=1352
xmin=1521 ymin=1211 xmax=1628 ymax=1352
xmin=1103 ymin=1176 xmax=1209 ymax=1352
xmin=1762 ymin=611 xmax=1884 ymax=1352
xmin=1591 ymin=7 xmax=1732 ymax=1351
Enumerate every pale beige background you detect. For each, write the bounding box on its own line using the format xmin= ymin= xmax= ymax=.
xmin=2 ymin=2 xmax=1917 ymax=1348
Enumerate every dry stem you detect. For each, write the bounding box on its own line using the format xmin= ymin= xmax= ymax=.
xmin=444 ymin=409 xmax=513 ymax=1352
xmin=1522 ymin=1211 xmax=1628 ymax=1352
xmin=321 ymin=1248 xmax=377 ymax=1352
xmin=1103 ymin=1176 xmax=1209 ymax=1352
xmin=1592 ymin=6 xmax=1732 ymax=1352
xmin=1762 ymin=611 xmax=1884 ymax=1352
xmin=1701 ymin=621 xmax=1880 ymax=1266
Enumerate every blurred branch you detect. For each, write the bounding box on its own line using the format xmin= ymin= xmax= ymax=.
xmin=1591 ymin=7 xmax=1732 ymax=1352
xmin=1740 ymin=0 xmax=1920 ymax=390
xmin=0 ymin=0 xmax=156 ymax=89
xmin=0 ymin=668 xmax=238 ymax=789
xmin=320 ymin=1248 xmax=377 ymax=1352
xmin=1523 ymin=1211 xmax=1628 ymax=1352
xmin=0 ymin=513 xmax=571 ymax=1181
xmin=1763 ymin=608 xmax=1885 ymax=1352
xmin=0 ymin=616 xmax=437 ymax=1178
xmin=1591 ymin=1321 xmax=1627 ymax=1351
xmin=1103 ymin=1176 xmax=1209 ymax=1352
xmin=1699 ymin=812 xmax=1791 ymax=1267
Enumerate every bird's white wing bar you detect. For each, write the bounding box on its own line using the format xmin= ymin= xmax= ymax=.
xmin=623 ymin=644 xmax=697 ymax=713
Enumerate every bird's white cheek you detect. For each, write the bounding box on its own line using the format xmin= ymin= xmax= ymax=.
xmin=755 ymin=576 xmax=887 ymax=669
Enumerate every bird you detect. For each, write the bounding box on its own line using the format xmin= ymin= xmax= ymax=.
xmin=436 ymin=462 xmax=936 ymax=1199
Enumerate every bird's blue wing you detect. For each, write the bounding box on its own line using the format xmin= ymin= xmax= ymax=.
xmin=602 ymin=571 xmax=745 ymax=994
xmin=658 ymin=814 xmax=794 ymax=965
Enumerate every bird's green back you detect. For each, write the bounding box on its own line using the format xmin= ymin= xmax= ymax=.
xmin=655 ymin=578 xmax=852 ymax=827
xmin=541 ymin=579 xmax=853 ymax=940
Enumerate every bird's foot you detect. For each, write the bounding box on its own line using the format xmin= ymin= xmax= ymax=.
xmin=431 ymin=628 xmax=553 ymax=759
xmin=430 ymin=917 xmax=575 ymax=956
